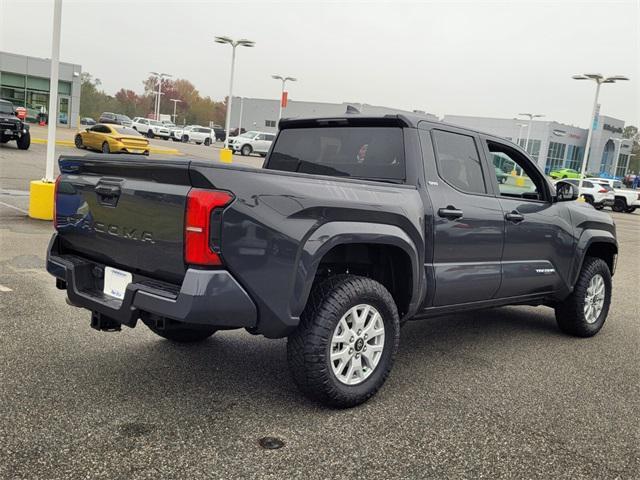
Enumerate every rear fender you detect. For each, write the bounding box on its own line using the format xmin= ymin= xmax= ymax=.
xmin=291 ymin=221 xmax=423 ymax=319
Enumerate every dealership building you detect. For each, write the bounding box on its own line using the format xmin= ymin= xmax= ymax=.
xmin=0 ymin=51 xmax=82 ymax=128
xmin=441 ymin=114 xmax=633 ymax=177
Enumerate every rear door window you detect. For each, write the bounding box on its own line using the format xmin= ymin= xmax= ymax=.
xmin=268 ymin=127 xmax=405 ymax=182
xmin=432 ymin=130 xmax=486 ymax=194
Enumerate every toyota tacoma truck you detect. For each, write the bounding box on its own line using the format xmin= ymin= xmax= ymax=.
xmin=0 ymin=99 xmax=31 ymax=150
xmin=47 ymin=115 xmax=618 ymax=408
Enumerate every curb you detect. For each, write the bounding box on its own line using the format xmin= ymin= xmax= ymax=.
xmin=31 ymin=137 xmax=182 ymax=155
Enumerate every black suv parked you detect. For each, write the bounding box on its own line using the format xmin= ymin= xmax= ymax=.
xmin=48 ymin=114 xmax=617 ymax=407
xmin=0 ymin=99 xmax=30 ymax=150
xmin=98 ymin=112 xmax=132 ymax=127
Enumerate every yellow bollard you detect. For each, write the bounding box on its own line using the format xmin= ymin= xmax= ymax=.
xmin=28 ymin=180 xmax=55 ymax=220
xmin=515 ymin=176 xmax=525 ymax=187
xmin=219 ymin=148 xmax=233 ymax=163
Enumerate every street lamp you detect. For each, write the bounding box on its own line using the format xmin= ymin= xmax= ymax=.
xmin=572 ymin=73 xmax=630 ymax=194
xmin=518 ymin=113 xmax=545 ymax=153
xmin=150 ymin=72 xmax=171 ymax=120
xmin=271 ymin=75 xmax=297 ymax=121
xmin=170 ymin=98 xmax=182 ymax=124
xmin=215 ymin=36 xmax=255 ymax=152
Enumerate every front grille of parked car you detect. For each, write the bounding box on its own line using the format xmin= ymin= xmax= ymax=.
xmin=0 ymin=122 xmax=19 ymax=130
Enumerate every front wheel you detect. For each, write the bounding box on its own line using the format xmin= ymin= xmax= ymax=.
xmin=17 ymin=132 xmax=30 ymax=150
xmin=241 ymin=144 xmax=252 ymax=156
xmin=204 ymin=137 xmax=211 ymax=146
xmin=147 ymin=130 xmax=154 ymax=139
xmin=594 ymin=204 xmax=604 ymax=210
xmin=612 ymin=198 xmax=627 ymax=212
xmin=74 ymin=133 xmax=84 ymax=149
xmin=287 ymin=275 xmax=400 ymax=408
xmin=555 ymin=257 xmax=612 ymax=337
xmin=101 ymin=141 xmax=110 ymax=154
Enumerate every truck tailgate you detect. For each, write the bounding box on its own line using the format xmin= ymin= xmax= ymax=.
xmin=55 ymin=156 xmax=191 ymax=283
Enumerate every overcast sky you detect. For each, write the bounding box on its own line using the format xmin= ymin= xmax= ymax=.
xmin=1 ymin=0 xmax=638 ymax=127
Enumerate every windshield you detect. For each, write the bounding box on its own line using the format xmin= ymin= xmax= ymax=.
xmin=150 ymin=120 xmax=163 ymax=126
xmin=268 ymin=127 xmax=406 ymax=182
xmin=239 ymin=131 xmax=258 ymax=138
xmin=116 ymin=115 xmax=132 ymax=122
xmin=0 ymin=102 xmax=14 ymax=114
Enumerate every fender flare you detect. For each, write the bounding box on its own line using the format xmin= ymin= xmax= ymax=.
xmin=571 ymin=230 xmax=618 ymax=285
xmin=290 ymin=221 xmax=424 ymax=319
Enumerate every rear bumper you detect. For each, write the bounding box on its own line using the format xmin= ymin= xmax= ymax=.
xmin=46 ymin=234 xmax=257 ymax=329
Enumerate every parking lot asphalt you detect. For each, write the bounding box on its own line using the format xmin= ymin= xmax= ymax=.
xmin=1 ymin=146 xmax=639 ymax=479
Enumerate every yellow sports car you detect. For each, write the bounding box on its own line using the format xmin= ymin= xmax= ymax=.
xmin=74 ymin=123 xmax=150 ymax=155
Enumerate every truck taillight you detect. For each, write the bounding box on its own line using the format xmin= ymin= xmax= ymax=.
xmin=184 ymin=189 xmax=233 ymax=266
xmin=598 ymin=188 xmax=607 ymax=193
xmin=53 ymin=175 xmax=61 ymax=230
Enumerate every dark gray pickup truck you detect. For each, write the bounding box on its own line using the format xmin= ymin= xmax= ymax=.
xmin=48 ymin=115 xmax=617 ymax=407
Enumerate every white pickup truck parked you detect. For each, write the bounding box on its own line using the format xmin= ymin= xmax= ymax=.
xmin=589 ymin=178 xmax=640 ymax=213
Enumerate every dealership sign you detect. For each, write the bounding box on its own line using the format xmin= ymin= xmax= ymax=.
xmin=603 ymin=123 xmax=623 ymax=134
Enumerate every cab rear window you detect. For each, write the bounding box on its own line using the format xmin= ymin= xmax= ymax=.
xmin=267 ymin=127 xmax=405 ymax=182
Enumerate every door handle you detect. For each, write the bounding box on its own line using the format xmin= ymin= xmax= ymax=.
xmin=505 ymin=210 xmax=525 ymax=223
xmin=438 ymin=205 xmax=464 ymax=220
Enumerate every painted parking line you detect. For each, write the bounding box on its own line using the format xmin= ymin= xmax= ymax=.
xmin=0 ymin=285 xmax=13 ymax=292
xmin=31 ymin=137 xmax=183 ymax=155
xmin=0 ymin=201 xmax=29 ymax=214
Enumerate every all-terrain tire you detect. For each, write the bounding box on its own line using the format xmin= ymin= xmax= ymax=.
xmin=287 ymin=274 xmax=400 ymax=408
xmin=555 ymin=257 xmax=612 ymax=337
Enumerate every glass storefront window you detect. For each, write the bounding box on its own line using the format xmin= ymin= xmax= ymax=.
xmin=616 ymin=154 xmax=629 ymax=178
xmin=545 ymin=141 xmax=566 ymax=174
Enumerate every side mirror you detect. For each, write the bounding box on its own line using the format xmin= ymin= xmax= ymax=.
xmin=555 ymin=181 xmax=579 ymax=202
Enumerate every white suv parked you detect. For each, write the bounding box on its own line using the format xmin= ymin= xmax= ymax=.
xmin=229 ymin=131 xmax=276 ymax=156
xmin=587 ymin=177 xmax=640 ymax=213
xmin=556 ymin=179 xmax=614 ymax=210
xmin=131 ymin=118 xmax=170 ymax=139
xmin=181 ymin=126 xmax=215 ymax=146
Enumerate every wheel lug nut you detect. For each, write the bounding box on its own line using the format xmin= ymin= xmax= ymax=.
xmin=349 ymin=348 xmax=353 ymax=354
xmin=357 ymin=329 xmax=362 ymax=335
xmin=363 ymin=346 xmax=367 ymax=351
xmin=349 ymin=337 xmax=354 ymax=343
xmin=364 ymin=334 xmax=368 ymax=339
xmin=355 ymin=353 xmax=360 ymax=359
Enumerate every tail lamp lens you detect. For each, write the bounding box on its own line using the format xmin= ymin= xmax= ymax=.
xmin=184 ymin=189 xmax=233 ymax=265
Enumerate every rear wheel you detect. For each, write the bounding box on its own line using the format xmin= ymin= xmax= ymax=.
xmin=182 ymin=135 xmax=189 ymax=143
xmin=555 ymin=257 xmax=611 ymax=337
xmin=241 ymin=144 xmax=252 ymax=156
xmin=612 ymin=198 xmax=627 ymax=212
xmin=147 ymin=130 xmax=154 ymax=139
xmin=287 ymin=275 xmax=400 ymax=408
xmin=16 ymin=132 xmax=30 ymax=150
xmin=204 ymin=137 xmax=211 ymax=146
xmin=74 ymin=134 xmax=84 ymax=149
xmin=145 ymin=322 xmax=217 ymax=343
xmin=101 ymin=141 xmax=110 ymax=154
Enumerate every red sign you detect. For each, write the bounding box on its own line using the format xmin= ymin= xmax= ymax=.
xmin=15 ymin=107 xmax=26 ymax=120
xmin=281 ymin=91 xmax=288 ymax=108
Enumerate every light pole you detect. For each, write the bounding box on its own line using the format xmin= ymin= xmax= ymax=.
xmin=170 ymin=98 xmax=182 ymax=124
xmin=610 ymin=138 xmax=626 ymax=179
xmin=215 ymin=36 xmax=255 ymax=152
xmin=271 ymin=75 xmax=297 ymax=121
xmin=518 ymin=113 xmax=544 ymax=154
xmin=150 ymin=72 xmax=171 ymax=120
xmin=572 ymin=73 xmax=630 ymax=195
